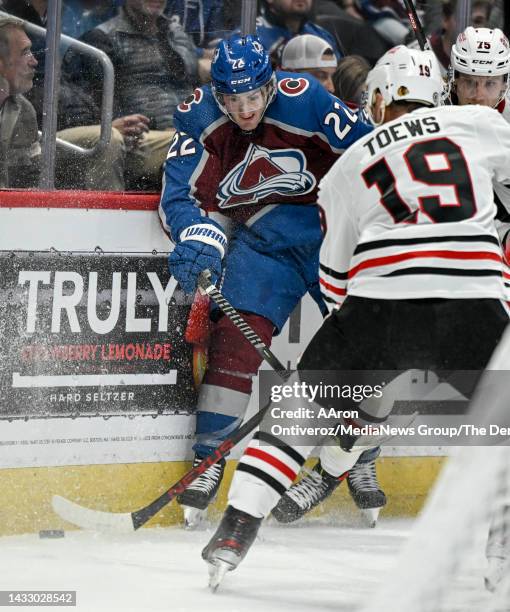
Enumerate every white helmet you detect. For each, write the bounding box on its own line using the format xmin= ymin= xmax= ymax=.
xmin=451 ymin=27 xmax=510 ymax=77
xmin=364 ymin=45 xmax=443 ymax=125
xmin=447 ymin=27 xmax=510 ymax=107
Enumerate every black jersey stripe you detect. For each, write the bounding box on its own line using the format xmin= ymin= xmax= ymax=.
xmin=254 ymin=431 xmax=306 ymax=466
xmin=323 ymin=294 xmax=341 ymax=304
xmin=354 ymin=234 xmax=500 ymax=256
xmin=236 ymin=463 xmax=287 ymax=495
xmin=382 ymin=267 xmax=503 ymax=278
xmin=320 ymin=262 xmax=348 ymax=280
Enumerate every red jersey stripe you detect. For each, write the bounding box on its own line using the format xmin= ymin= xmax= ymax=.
xmin=319 ymin=276 xmax=347 ymax=295
xmin=349 ymin=250 xmax=502 ymax=278
xmin=245 ymin=447 xmax=297 ymax=481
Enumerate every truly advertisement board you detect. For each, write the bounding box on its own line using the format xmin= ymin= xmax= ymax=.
xmin=0 ymin=250 xmax=196 ymax=419
xmin=0 ymin=201 xmax=205 ymax=467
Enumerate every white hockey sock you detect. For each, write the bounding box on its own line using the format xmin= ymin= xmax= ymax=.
xmin=229 ymin=469 xmax=281 ymax=518
xmin=228 ymin=431 xmax=311 ymax=518
xmin=319 ymin=444 xmax=371 ymax=477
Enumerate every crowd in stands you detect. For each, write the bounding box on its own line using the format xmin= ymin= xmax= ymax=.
xmin=0 ymin=0 xmax=506 ymax=191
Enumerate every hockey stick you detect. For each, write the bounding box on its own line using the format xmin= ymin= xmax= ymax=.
xmin=402 ymin=0 xmax=429 ymax=51
xmin=52 ymin=273 xmax=291 ymax=532
xmin=196 ymin=271 xmax=287 ymax=374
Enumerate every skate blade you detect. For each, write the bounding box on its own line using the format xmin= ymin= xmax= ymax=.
xmin=208 ymin=560 xmax=231 ymax=592
xmin=183 ymin=506 xmax=207 ymax=530
xmin=360 ymin=507 xmax=381 ymax=528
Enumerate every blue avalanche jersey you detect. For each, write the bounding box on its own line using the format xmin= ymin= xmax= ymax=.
xmin=159 ymin=72 xmax=372 ymax=251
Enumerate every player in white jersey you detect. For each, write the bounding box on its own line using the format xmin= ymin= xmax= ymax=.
xmin=447 ymin=26 xmax=510 ymax=115
xmin=447 ymin=25 xmax=510 ymax=593
xmin=201 ymin=45 xmax=510 ymax=590
xmin=274 ymin=30 xmax=510 ymax=529
xmin=447 ymin=26 xmax=510 ymax=235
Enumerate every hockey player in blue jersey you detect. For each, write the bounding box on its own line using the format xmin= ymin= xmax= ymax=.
xmin=158 ymin=33 xmax=371 ymax=528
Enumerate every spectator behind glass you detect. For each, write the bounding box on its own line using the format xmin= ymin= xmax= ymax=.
xmin=62 ymin=0 xmax=199 ymax=190
xmin=2 ymin=0 xmax=68 ymax=27
xmin=2 ymin=0 xmax=74 ymax=122
xmin=332 ymin=53 xmax=369 ymax=107
xmin=0 ymin=14 xmax=40 ymax=188
xmin=356 ymin=0 xmax=410 ymax=45
xmin=257 ymin=0 xmax=343 ymax=66
xmin=3 ymin=0 xmax=126 ymax=190
xmin=4 ymin=1 xmax=123 ymax=41
xmin=2 ymin=0 xmax=120 ymax=118
xmin=339 ymin=0 xmax=364 ymax=21
xmin=62 ymin=0 xmax=123 ymax=40
xmin=314 ymin=0 xmax=347 ymax=18
xmin=471 ymin=0 xmax=493 ymax=28
xmin=165 ymin=0 xmax=224 ymax=54
xmin=280 ymin=33 xmax=337 ymax=93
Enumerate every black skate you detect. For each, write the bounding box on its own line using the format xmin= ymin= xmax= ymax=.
xmin=347 ymin=458 xmax=386 ymax=527
xmin=202 ymin=505 xmax=262 ymax=591
xmin=271 ymin=461 xmax=344 ymax=523
xmin=177 ymin=454 xmax=225 ymax=529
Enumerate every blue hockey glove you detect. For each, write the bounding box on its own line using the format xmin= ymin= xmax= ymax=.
xmin=168 ymin=223 xmax=227 ymax=294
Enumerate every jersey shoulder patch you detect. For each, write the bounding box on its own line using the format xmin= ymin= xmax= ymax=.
xmin=177 ymin=87 xmax=205 ymax=113
xmin=174 ymin=85 xmax=223 ymax=141
xmin=277 ymin=76 xmax=310 ymax=97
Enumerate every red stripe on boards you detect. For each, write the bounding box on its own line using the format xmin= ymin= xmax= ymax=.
xmin=0 ymin=190 xmax=159 ymax=210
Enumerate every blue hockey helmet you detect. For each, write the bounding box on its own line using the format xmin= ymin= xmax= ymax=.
xmin=212 ymin=34 xmax=273 ymax=94
xmin=211 ymin=34 xmax=277 ymax=127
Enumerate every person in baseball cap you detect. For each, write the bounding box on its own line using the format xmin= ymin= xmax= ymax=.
xmin=280 ymin=33 xmax=338 ymax=93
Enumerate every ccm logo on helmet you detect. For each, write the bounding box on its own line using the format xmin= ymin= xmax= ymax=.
xmin=278 ymin=77 xmax=309 ymax=96
xmin=231 ymin=77 xmax=251 ymax=85
xmin=178 ymin=88 xmax=204 ymax=112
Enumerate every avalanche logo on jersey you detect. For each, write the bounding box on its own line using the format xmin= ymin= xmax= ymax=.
xmin=217 ymin=144 xmax=316 ymax=208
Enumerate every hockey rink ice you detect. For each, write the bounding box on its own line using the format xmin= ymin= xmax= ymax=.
xmin=0 ymin=517 xmax=497 ymax=611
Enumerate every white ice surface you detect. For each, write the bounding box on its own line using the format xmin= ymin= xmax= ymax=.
xmin=1 ymin=518 xmax=408 ymax=612
xmin=0 ymin=518 xmax=494 ymax=612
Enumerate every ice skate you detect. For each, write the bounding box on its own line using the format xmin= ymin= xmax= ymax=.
xmin=202 ymin=505 xmax=262 ymax=590
xmin=177 ymin=455 xmax=225 ymax=528
xmin=271 ymin=461 xmax=344 ymax=523
xmin=207 ymin=559 xmax=231 ymax=592
xmin=183 ymin=506 xmax=207 ymax=530
xmin=347 ymin=458 xmax=386 ymax=527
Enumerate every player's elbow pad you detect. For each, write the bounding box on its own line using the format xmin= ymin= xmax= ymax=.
xmin=179 ymin=223 xmax=227 ymax=258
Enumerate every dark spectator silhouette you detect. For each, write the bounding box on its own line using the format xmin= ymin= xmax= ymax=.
xmin=62 ymin=0 xmax=199 ymax=189
xmin=0 ymin=15 xmax=40 ymax=188
xmin=257 ymin=0 xmax=342 ymax=66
